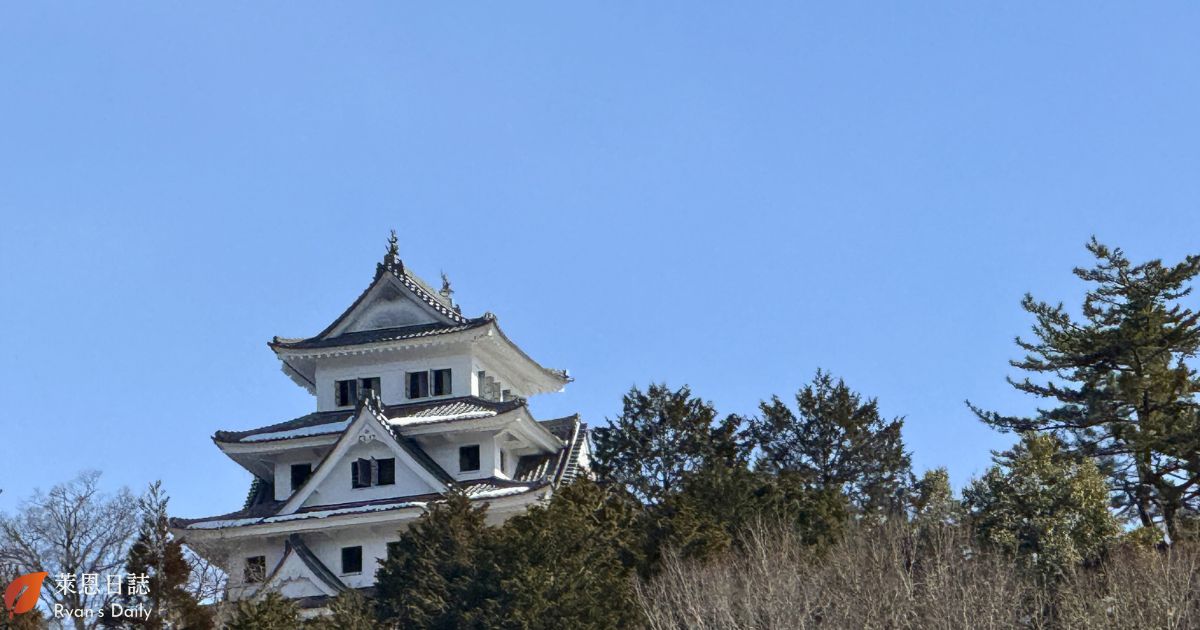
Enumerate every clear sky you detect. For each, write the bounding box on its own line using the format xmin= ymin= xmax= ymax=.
xmin=2 ymin=3 xmax=1199 ymax=519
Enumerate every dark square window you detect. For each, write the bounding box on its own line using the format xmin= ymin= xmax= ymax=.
xmin=377 ymin=458 xmax=395 ymax=486
xmin=407 ymin=371 xmax=429 ymax=399
xmin=432 ymin=369 xmax=452 ymax=396
xmin=386 ymin=541 xmax=401 ymax=560
xmin=290 ymin=463 xmax=312 ymax=492
xmin=359 ymin=377 xmax=380 ymax=396
xmin=244 ymin=556 xmax=266 ymax=584
xmin=351 ymin=458 xmax=372 ymax=488
xmin=459 ymin=445 xmax=480 ymax=472
xmin=341 ymin=546 xmax=363 ymax=575
xmin=336 ymin=379 xmax=358 ymax=407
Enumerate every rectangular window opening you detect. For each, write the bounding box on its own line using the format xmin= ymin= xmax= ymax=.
xmin=244 ymin=556 xmax=266 ymax=584
xmin=376 ymin=458 xmax=395 ymax=486
xmin=335 ymin=379 xmax=358 ymax=407
xmin=290 ymin=463 xmax=312 ymax=492
xmin=359 ymin=377 xmax=380 ymax=397
xmin=341 ymin=546 xmax=363 ymax=575
xmin=351 ymin=458 xmax=373 ymax=488
xmin=432 ymin=369 xmax=452 ymax=396
xmin=407 ymin=371 xmax=429 ymax=399
xmin=459 ymin=445 xmax=481 ymax=472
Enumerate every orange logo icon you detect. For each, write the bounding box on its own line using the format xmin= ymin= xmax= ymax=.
xmin=3 ymin=572 xmax=48 ymax=620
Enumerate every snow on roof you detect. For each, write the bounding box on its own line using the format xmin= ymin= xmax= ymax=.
xmin=243 ymin=418 xmax=354 ymax=442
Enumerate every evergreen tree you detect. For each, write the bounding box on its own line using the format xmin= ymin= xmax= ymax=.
xmin=971 ymin=239 xmax=1200 ymax=540
xmin=592 ymin=383 xmax=743 ymax=504
xmin=105 ymin=482 xmax=211 ymax=629
xmin=963 ymin=433 xmax=1119 ymax=578
xmin=743 ymin=370 xmax=913 ymax=515
xmin=647 ymin=464 xmax=848 ymax=565
xmin=487 ymin=480 xmax=644 ymax=629
xmin=224 ymin=592 xmax=298 ymax=630
xmin=374 ymin=492 xmax=496 ymax=629
xmin=303 ymin=589 xmax=375 ymax=630
xmin=913 ymin=468 xmax=961 ymax=525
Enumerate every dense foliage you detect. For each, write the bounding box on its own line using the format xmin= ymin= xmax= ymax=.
xmin=971 ymin=238 xmax=1200 ymax=540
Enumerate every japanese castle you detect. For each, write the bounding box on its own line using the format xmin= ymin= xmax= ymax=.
xmin=173 ymin=233 xmax=590 ymax=611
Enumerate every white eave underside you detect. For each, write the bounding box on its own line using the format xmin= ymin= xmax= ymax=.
xmin=274 ymin=321 xmax=567 ymax=397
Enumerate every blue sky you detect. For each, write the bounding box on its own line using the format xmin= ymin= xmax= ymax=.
xmin=2 ymin=3 xmax=1199 ymax=519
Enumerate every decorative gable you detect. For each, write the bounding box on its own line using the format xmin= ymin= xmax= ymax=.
xmin=279 ymin=392 xmax=452 ymax=515
xmin=261 ymin=535 xmax=345 ymax=600
xmin=334 ymin=275 xmax=446 ymax=334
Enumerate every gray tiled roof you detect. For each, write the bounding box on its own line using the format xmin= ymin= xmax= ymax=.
xmin=269 ymin=251 xmax=471 ymax=355
xmin=171 ymin=479 xmax=546 ymax=529
xmin=270 ymin=318 xmax=491 ymax=351
xmin=213 ymin=396 xmax=526 ymax=444
xmin=283 ymin=535 xmax=347 ymax=595
xmin=514 ymin=414 xmax=589 ymax=487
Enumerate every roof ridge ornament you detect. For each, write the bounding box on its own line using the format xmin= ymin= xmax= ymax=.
xmin=439 ymin=271 xmax=460 ymax=312
xmin=379 ymin=229 xmax=404 ymax=275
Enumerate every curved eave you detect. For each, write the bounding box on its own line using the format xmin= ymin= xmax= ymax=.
xmin=395 ymin=405 xmax=564 ymax=452
xmin=269 ymin=320 xmax=570 ymax=397
xmin=172 ymin=484 xmax=550 ymax=539
xmin=268 ymin=323 xmax=486 ymax=359
xmin=476 ymin=321 xmax=571 ymax=395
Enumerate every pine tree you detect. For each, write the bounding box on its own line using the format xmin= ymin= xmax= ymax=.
xmin=592 ymin=383 xmax=743 ymax=504
xmin=224 ymin=592 xmax=299 ymax=630
xmin=743 ymin=370 xmax=913 ymax=515
xmin=963 ymin=433 xmax=1119 ymax=578
xmin=105 ymin=482 xmax=211 ymax=629
xmin=373 ymin=492 xmax=496 ymax=629
xmin=487 ymin=480 xmax=644 ymax=629
xmin=648 ymin=464 xmax=848 ymax=565
xmin=913 ymin=468 xmax=961 ymax=525
xmin=971 ymin=239 xmax=1200 ymax=540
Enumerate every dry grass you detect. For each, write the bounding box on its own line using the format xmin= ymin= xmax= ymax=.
xmin=637 ymin=521 xmax=1200 ymax=629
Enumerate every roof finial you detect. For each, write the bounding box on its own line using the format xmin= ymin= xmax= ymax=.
xmin=380 ymin=229 xmax=403 ymax=274
xmin=439 ymin=271 xmax=454 ymax=301
xmin=387 ymin=229 xmax=399 ymax=257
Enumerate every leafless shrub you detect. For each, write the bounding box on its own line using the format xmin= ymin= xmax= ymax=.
xmin=638 ymin=521 xmax=1200 ymax=629
xmin=638 ymin=520 xmax=1029 ymax=629
xmin=1057 ymin=543 xmax=1200 ymax=629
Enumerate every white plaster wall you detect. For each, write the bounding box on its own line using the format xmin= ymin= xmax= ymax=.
xmin=221 ymin=494 xmax=548 ymax=602
xmin=272 ymin=450 xmax=329 ymax=502
xmin=314 ymin=349 xmax=475 ymax=410
xmin=341 ymin=290 xmax=438 ymax=333
xmin=305 ymin=527 xmax=404 ymax=590
xmin=417 ymin=431 xmax=500 ymax=481
xmin=301 ymin=439 xmax=437 ymax=509
xmin=470 ymin=355 xmax=516 ymax=399
xmin=225 ymin=536 xmax=288 ymax=599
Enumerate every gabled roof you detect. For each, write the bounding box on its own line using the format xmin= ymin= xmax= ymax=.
xmin=175 ymin=399 xmax=591 ymax=534
xmin=278 ymin=393 xmax=454 ymax=515
xmin=214 ymin=396 xmax=526 ymax=444
xmin=265 ymin=235 xmax=571 ymax=395
xmin=260 ymin=535 xmax=347 ymax=597
xmin=269 ymin=236 xmax=468 ymax=355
